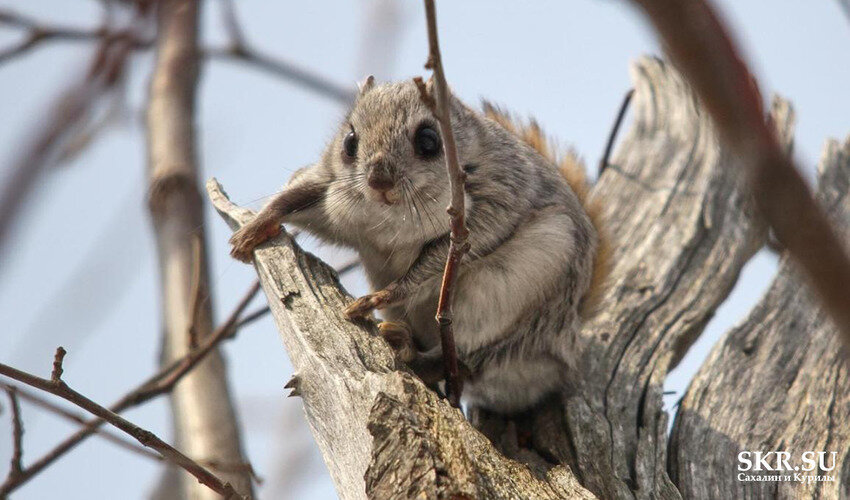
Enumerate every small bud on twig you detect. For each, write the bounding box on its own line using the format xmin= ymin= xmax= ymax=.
xmin=51 ymin=347 xmax=66 ymax=384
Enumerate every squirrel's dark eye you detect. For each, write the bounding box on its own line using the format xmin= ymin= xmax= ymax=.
xmin=342 ymin=131 xmax=358 ymax=162
xmin=414 ymin=125 xmax=441 ymax=158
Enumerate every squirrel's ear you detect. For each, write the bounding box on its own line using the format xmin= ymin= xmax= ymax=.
xmin=425 ymin=75 xmax=436 ymax=94
xmin=357 ymin=75 xmax=375 ymax=96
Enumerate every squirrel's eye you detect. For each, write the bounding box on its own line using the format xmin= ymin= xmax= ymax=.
xmin=414 ymin=125 xmax=441 ymax=158
xmin=342 ymin=131 xmax=358 ymax=161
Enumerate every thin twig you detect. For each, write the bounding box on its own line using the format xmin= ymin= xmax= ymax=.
xmin=598 ymin=88 xmax=634 ymax=176
xmin=630 ymin=0 xmax=850 ymax=349
xmin=0 ymin=281 xmax=260 ymax=496
xmin=204 ymin=47 xmax=354 ymax=104
xmin=207 ymin=0 xmax=354 ymax=104
xmin=0 ymin=8 xmax=151 ymax=66
xmin=234 ymin=307 xmax=271 ymax=330
xmin=4 ymin=386 xmax=24 ymax=481
xmin=0 ymin=6 xmax=149 ymax=277
xmin=0 ymin=7 xmax=352 ymax=105
xmin=51 ymin=347 xmax=66 ymax=383
xmin=219 ymin=0 xmax=246 ymax=49
xmin=0 ymin=360 xmax=243 ymax=499
xmin=0 ymin=382 xmax=161 ymax=462
xmin=187 ymin=234 xmax=203 ymax=348
xmin=417 ymin=0 xmax=468 ymax=408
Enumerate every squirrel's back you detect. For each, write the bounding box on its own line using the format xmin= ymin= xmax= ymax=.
xmin=481 ymin=102 xmax=611 ymax=319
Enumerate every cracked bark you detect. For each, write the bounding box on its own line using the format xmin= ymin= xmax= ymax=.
xmin=670 ymin=135 xmax=850 ymax=499
xmin=207 ymin=56 xmax=835 ymax=500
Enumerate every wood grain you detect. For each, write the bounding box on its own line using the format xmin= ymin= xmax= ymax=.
xmin=670 ymin=136 xmax=850 ymax=499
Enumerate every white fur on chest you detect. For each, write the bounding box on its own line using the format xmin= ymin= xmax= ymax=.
xmin=358 ymin=242 xmax=422 ymax=290
xmin=437 ymin=207 xmax=576 ymax=353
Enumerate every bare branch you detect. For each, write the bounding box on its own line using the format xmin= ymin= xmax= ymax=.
xmin=598 ymin=88 xmax=634 ymax=175
xmin=629 ymin=0 xmax=850 ymax=349
xmin=0 ymin=8 xmax=151 ymax=66
xmin=0 ymin=360 xmax=244 ymax=499
xmin=0 ymin=281 xmax=260 ymax=496
xmin=50 ymin=347 xmax=66 ymax=384
xmin=219 ymin=0 xmax=247 ymax=49
xmin=418 ymin=0 xmax=467 ymax=408
xmin=0 ymin=36 xmax=40 ymax=65
xmin=205 ymin=0 xmax=354 ymax=105
xmin=188 ymin=234 xmax=204 ymax=348
xmin=3 ymin=386 xmax=24 ymax=483
xmin=0 ymin=6 xmax=351 ymax=105
xmin=204 ymin=46 xmax=354 ymax=104
xmin=0 ymin=382 xmax=161 ymax=462
xmin=146 ymin=0 xmax=253 ymax=496
xmin=0 ymin=5 xmax=148 ymax=276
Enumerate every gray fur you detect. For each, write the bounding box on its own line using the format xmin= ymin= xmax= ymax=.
xmin=234 ymin=80 xmax=598 ymax=412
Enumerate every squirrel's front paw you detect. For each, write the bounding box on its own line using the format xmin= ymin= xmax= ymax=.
xmin=343 ymin=290 xmax=392 ymax=319
xmin=378 ymin=321 xmax=416 ymax=363
xmin=229 ymin=219 xmax=281 ymax=263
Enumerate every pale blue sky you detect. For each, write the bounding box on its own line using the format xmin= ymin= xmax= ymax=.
xmin=0 ymin=1 xmax=848 ymax=498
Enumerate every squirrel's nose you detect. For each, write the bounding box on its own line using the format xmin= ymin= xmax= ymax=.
xmin=367 ymin=161 xmax=395 ymax=192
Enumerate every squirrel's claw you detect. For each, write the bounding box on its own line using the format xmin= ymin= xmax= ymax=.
xmin=344 ymin=289 xmax=392 ymax=319
xmin=229 ymin=219 xmax=281 ymax=263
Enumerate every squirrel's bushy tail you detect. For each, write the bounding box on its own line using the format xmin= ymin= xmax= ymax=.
xmin=482 ymin=102 xmax=611 ymax=319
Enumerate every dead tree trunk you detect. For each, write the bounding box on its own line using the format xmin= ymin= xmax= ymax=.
xmin=146 ymin=0 xmax=252 ymax=498
xmin=208 ymin=56 xmax=849 ymax=499
xmin=670 ymin=139 xmax=850 ymax=498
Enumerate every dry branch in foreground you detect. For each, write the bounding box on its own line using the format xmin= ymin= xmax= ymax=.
xmin=0 ymin=382 xmax=161 ymax=462
xmin=415 ymin=0 xmax=468 ymax=408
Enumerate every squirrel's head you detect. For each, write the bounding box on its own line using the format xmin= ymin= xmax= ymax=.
xmin=316 ymin=76 xmax=477 ymax=248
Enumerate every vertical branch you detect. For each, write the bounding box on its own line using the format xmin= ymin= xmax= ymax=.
xmin=187 ymin=234 xmax=203 ymax=348
xmin=4 ymin=386 xmax=24 ymax=481
xmin=417 ymin=0 xmax=468 ymax=408
xmin=598 ymin=88 xmax=634 ymax=175
xmin=146 ymin=0 xmax=252 ymax=498
xmin=51 ymin=347 xmax=67 ymax=383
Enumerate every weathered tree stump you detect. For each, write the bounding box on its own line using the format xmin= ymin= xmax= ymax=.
xmin=670 ymin=138 xmax=850 ymax=499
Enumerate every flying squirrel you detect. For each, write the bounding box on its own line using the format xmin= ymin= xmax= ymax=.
xmin=228 ymin=76 xmax=610 ymax=412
